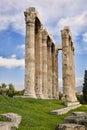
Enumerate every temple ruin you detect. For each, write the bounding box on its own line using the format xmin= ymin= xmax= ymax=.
xmin=24 ymin=7 xmax=77 ymax=102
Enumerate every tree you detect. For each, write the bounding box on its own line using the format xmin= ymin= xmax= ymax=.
xmin=15 ymin=89 xmax=25 ymax=96
xmin=0 ymin=83 xmax=7 ymax=95
xmin=83 ymin=70 xmax=87 ymax=103
xmin=7 ymin=84 xmax=15 ymax=97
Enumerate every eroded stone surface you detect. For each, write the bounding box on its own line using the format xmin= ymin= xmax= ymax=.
xmin=0 ymin=113 xmax=21 ymax=130
xmin=61 ymin=26 xmax=77 ymax=102
xmin=64 ymin=112 xmax=87 ymax=129
xmin=24 ymin=7 xmax=77 ymax=102
xmin=55 ymin=124 xmax=85 ymax=130
xmin=51 ymin=102 xmax=81 ymax=115
xmin=24 ymin=7 xmax=59 ymax=99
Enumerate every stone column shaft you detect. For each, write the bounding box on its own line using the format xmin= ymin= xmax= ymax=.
xmin=35 ymin=28 xmax=43 ymax=98
xmin=70 ymin=43 xmax=77 ymax=101
xmin=61 ymin=26 xmax=77 ymax=102
xmin=55 ymin=51 xmax=59 ymax=99
xmin=52 ymin=48 xmax=56 ymax=98
xmin=42 ymin=31 xmax=48 ymax=98
xmin=62 ymin=39 xmax=71 ymax=100
xmin=52 ymin=47 xmax=59 ymax=99
xmin=24 ymin=21 xmax=36 ymax=98
xmin=47 ymin=43 xmax=52 ymax=98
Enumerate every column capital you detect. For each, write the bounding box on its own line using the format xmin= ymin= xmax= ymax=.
xmin=42 ymin=29 xmax=48 ymax=40
xmin=24 ymin=11 xmax=35 ymax=24
xmin=61 ymin=26 xmax=70 ymax=39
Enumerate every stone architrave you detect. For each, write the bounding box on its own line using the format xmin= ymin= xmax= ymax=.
xmin=24 ymin=8 xmax=36 ymax=98
xmin=42 ymin=29 xmax=48 ymax=98
xmin=61 ymin=26 xmax=77 ymax=102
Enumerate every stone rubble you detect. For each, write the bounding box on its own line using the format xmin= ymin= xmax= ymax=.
xmin=0 ymin=113 xmax=21 ymax=130
xmin=55 ymin=112 xmax=87 ymax=130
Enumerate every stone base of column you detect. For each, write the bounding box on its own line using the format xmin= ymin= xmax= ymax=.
xmin=53 ymin=97 xmax=59 ymax=99
xmin=43 ymin=94 xmax=48 ymax=99
xmin=23 ymin=94 xmax=37 ymax=98
xmin=48 ymin=96 xmax=53 ymax=99
xmin=61 ymin=93 xmax=77 ymax=102
xmin=64 ymin=101 xmax=80 ymax=107
xmin=36 ymin=93 xmax=44 ymax=99
xmin=24 ymin=91 xmax=37 ymax=98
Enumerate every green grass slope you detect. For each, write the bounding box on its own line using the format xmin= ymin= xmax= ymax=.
xmin=0 ymin=96 xmax=87 ymax=130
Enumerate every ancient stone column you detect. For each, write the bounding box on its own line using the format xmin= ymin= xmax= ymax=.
xmin=24 ymin=8 xmax=36 ymax=98
xmin=61 ymin=26 xmax=77 ymax=102
xmin=42 ymin=29 xmax=48 ymax=98
xmin=55 ymin=48 xmax=59 ymax=99
xmin=70 ymin=40 xmax=77 ymax=101
xmin=52 ymin=45 xmax=58 ymax=99
xmin=47 ymin=40 xmax=52 ymax=98
xmin=35 ymin=25 xmax=43 ymax=98
xmin=52 ymin=44 xmax=56 ymax=98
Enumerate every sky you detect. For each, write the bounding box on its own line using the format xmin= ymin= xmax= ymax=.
xmin=0 ymin=0 xmax=87 ymax=91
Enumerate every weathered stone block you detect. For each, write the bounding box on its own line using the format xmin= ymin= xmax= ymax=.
xmin=64 ymin=112 xmax=87 ymax=129
xmin=71 ymin=112 xmax=87 ymax=117
xmin=55 ymin=124 xmax=85 ymax=130
xmin=0 ymin=113 xmax=22 ymax=130
xmin=51 ymin=103 xmax=81 ymax=115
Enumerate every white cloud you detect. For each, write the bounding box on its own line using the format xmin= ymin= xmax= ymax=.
xmin=0 ymin=0 xmax=87 ymax=56
xmin=11 ymin=54 xmax=16 ymax=58
xmin=82 ymin=32 xmax=87 ymax=42
xmin=0 ymin=56 xmax=24 ymax=68
xmin=57 ymin=12 xmax=87 ymax=36
xmin=17 ymin=44 xmax=25 ymax=50
xmin=0 ymin=13 xmax=25 ymax=35
xmin=0 ymin=0 xmax=87 ymax=37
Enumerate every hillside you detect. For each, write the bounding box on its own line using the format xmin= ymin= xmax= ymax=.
xmin=0 ymin=96 xmax=87 ymax=130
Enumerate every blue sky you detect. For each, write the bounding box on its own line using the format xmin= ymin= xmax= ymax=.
xmin=0 ymin=0 xmax=87 ymax=90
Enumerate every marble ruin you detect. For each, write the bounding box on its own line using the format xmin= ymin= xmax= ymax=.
xmin=24 ymin=7 xmax=77 ymax=101
xmin=61 ymin=27 xmax=77 ymax=102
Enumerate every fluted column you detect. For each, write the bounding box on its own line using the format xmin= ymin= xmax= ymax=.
xmin=55 ymin=49 xmax=59 ymax=99
xmin=24 ymin=10 xmax=36 ymax=98
xmin=52 ymin=47 xmax=59 ymax=99
xmin=61 ymin=27 xmax=71 ymax=101
xmin=42 ymin=30 xmax=48 ymax=98
xmin=61 ymin=26 xmax=77 ymax=102
xmin=35 ymin=26 xmax=43 ymax=98
xmin=70 ymin=41 xmax=77 ymax=101
xmin=52 ymin=45 xmax=56 ymax=98
xmin=47 ymin=41 xmax=52 ymax=98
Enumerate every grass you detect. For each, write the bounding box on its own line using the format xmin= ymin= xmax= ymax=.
xmin=0 ymin=96 xmax=87 ymax=130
